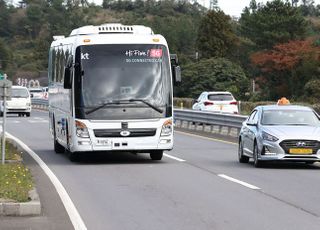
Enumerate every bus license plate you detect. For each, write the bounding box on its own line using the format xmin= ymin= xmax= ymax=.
xmin=96 ymin=139 xmax=111 ymax=146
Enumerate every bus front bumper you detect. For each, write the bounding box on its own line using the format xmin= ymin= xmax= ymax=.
xmin=71 ymin=136 xmax=173 ymax=152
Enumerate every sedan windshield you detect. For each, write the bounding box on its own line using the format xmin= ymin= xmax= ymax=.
xmin=261 ymin=110 xmax=320 ymax=126
xmin=12 ymin=88 xmax=29 ymax=98
xmin=74 ymin=44 xmax=172 ymax=120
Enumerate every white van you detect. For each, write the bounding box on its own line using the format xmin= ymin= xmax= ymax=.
xmin=0 ymin=86 xmax=32 ymax=117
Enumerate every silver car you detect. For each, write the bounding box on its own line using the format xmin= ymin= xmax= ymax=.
xmin=238 ymin=105 xmax=320 ymax=167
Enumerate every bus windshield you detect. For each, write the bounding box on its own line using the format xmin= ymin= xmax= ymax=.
xmin=74 ymin=44 xmax=172 ymax=120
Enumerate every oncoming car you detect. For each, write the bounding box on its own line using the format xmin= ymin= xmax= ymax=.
xmin=238 ymin=105 xmax=320 ymax=167
xmin=0 ymin=86 xmax=31 ymax=117
xmin=192 ymin=91 xmax=239 ymax=114
xmin=28 ymin=88 xmax=43 ymax=99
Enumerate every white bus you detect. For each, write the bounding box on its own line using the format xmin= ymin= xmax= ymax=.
xmin=48 ymin=23 xmax=181 ymax=161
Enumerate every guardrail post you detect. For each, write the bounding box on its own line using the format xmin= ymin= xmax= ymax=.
xmin=229 ymin=128 xmax=239 ymax=137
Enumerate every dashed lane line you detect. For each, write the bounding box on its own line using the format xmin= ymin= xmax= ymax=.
xmin=164 ymin=153 xmax=186 ymax=162
xmin=0 ymin=120 xmax=48 ymax=124
xmin=218 ymin=174 xmax=261 ymax=190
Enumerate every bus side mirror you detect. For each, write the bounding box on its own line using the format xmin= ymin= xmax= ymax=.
xmin=64 ymin=67 xmax=72 ymax=89
xmin=170 ymin=54 xmax=181 ymax=85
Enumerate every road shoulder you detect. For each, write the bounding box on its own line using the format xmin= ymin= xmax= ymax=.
xmin=0 ymin=135 xmax=74 ymax=230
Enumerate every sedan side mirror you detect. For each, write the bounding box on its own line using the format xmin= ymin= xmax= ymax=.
xmin=247 ymin=122 xmax=257 ymax=127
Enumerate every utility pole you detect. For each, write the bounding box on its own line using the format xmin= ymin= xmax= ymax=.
xmin=0 ymin=74 xmax=12 ymax=164
xmin=209 ymin=0 xmax=219 ymax=10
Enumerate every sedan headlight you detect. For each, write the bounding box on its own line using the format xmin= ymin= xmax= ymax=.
xmin=262 ymin=131 xmax=278 ymax=142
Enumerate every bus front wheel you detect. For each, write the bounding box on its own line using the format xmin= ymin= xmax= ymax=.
xmin=53 ymin=119 xmax=65 ymax=154
xmin=150 ymin=150 xmax=163 ymax=160
xmin=67 ymin=151 xmax=79 ymax=162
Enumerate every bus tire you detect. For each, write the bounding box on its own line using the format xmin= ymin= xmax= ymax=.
xmin=26 ymin=112 xmax=31 ymax=117
xmin=150 ymin=150 xmax=163 ymax=160
xmin=54 ymin=138 xmax=65 ymax=154
xmin=68 ymin=151 xmax=79 ymax=162
xmin=53 ymin=119 xmax=65 ymax=154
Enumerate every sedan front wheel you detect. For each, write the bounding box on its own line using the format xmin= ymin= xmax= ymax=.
xmin=238 ymin=140 xmax=249 ymax=163
xmin=253 ymin=144 xmax=264 ymax=168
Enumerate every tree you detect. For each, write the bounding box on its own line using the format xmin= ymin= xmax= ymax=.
xmin=300 ymin=0 xmax=319 ymax=16
xmin=197 ymin=10 xmax=238 ymax=58
xmin=240 ymin=0 xmax=307 ymax=50
xmin=0 ymin=39 xmax=11 ymax=71
xmin=176 ymin=58 xmax=249 ymax=99
xmin=0 ymin=0 xmax=11 ymax=37
xmin=250 ymin=37 xmax=320 ymax=99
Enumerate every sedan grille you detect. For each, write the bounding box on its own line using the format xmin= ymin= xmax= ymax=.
xmin=94 ymin=129 xmax=156 ymax=138
xmin=280 ymin=140 xmax=320 ymax=154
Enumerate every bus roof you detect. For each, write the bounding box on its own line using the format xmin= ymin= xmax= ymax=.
xmin=51 ymin=23 xmax=168 ymax=48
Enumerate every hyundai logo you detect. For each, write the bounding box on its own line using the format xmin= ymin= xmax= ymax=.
xmin=296 ymin=141 xmax=306 ymax=147
xmin=120 ymin=130 xmax=131 ymax=137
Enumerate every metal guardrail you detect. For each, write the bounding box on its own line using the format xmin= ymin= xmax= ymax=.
xmin=31 ymin=99 xmax=248 ymax=137
xmin=31 ymin=98 xmax=48 ymax=110
xmin=174 ymin=109 xmax=248 ymax=137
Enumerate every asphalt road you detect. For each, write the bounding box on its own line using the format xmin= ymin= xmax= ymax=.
xmin=4 ymin=110 xmax=320 ymax=230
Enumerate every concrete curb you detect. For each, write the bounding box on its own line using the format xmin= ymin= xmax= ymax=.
xmin=0 ymin=188 xmax=41 ymax=216
xmin=0 ymin=138 xmax=41 ymax=216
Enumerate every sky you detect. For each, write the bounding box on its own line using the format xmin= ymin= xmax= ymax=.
xmin=91 ymin=0 xmax=320 ymax=17
xmin=216 ymin=0 xmax=320 ymax=17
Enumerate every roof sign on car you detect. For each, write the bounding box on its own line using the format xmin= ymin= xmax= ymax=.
xmin=277 ymin=97 xmax=290 ymax=105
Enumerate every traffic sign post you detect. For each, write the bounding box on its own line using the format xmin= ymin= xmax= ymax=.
xmin=0 ymin=76 xmax=12 ymax=164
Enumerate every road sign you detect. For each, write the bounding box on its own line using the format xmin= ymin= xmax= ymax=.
xmin=0 ymin=73 xmax=4 ymax=80
xmin=0 ymin=79 xmax=12 ymax=100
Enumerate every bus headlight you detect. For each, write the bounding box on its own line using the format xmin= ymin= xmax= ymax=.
xmin=161 ymin=119 xmax=173 ymax=136
xmin=75 ymin=120 xmax=90 ymax=138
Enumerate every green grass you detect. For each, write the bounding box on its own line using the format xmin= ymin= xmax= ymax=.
xmin=0 ymin=141 xmax=33 ymax=202
xmin=0 ymin=141 xmax=22 ymax=161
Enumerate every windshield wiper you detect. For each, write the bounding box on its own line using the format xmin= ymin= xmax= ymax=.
xmin=285 ymin=123 xmax=311 ymax=126
xmin=85 ymin=100 xmax=130 ymax=115
xmin=85 ymin=99 xmax=163 ymax=115
xmin=129 ymin=98 xmax=163 ymax=114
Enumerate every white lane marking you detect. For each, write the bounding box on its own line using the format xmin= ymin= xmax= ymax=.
xmin=28 ymin=120 xmax=49 ymax=123
xmin=0 ymin=120 xmax=48 ymax=124
xmin=218 ymin=174 xmax=261 ymax=190
xmin=7 ymin=132 xmax=87 ymax=230
xmin=33 ymin=117 xmax=45 ymax=120
xmin=164 ymin=153 xmax=186 ymax=162
xmin=175 ymin=130 xmax=237 ymax=146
